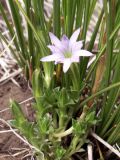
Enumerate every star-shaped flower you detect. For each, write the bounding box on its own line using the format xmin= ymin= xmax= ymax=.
xmin=40 ymin=28 xmax=93 ymax=73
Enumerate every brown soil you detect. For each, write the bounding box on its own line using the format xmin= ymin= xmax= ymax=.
xmin=0 ymin=77 xmax=34 ymax=160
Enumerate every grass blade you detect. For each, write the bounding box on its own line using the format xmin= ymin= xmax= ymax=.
xmin=8 ymin=0 xmax=27 ymax=59
xmin=53 ymin=0 xmax=60 ymax=38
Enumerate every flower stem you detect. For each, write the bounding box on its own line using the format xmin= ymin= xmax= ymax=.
xmin=70 ymin=64 xmax=80 ymax=90
xmin=54 ymin=106 xmax=88 ymax=138
xmin=54 ymin=126 xmax=73 ymax=138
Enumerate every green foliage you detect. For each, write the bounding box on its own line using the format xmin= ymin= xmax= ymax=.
xmin=55 ymin=146 xmax=66 ymax=160
xmin=72 ymin=110 xmax=97 ymax=136
xmin=10 ymin=100 xmax=40 ymax=149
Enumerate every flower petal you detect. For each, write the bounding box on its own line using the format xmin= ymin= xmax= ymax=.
xmin=63 ymin=59 xmax=72 ymax=73
xmin=71 ymin=41 xmax=83 ymax=52
xmin=87 ymin=55 xmax=96 ymax=68
xmin=40 ymin=54 xmax=62 ymax=62
xmin=49 ymin=32 xmax=62 ymax=47
xmin=61 ymin=35 xmax=69 ymax=51
xmin=71 ymin=56 xmax=80 ymax=62
xmin=61 ymin=35 xmax=69 ymax=46
xmin=70 ymin=28 xmax=80 ymax=44
xmin=47 ymin=45 xmax=62 ymax=54
xmin=61 ymin=35 xmax=69 ymax=42
xmin=74 ymin=50 xmax=93 ymax=57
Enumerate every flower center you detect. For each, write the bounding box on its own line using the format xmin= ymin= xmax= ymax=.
xmin=64 ymin=51 xmax=72 ymax=58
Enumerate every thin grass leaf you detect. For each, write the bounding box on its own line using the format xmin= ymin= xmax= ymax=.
xmin=75 ymin=0 xmax=84 ymax=28
xmin=66 ymin=0 xmax=72 ymax=37
xmin=14 ymin=0 xmax=47 ymax=56
xmin=80 ymin=8 xmax=104 ymax=84
xmin=88 ymin=0 xmax=97 ymax=23
xmin=88 ymin=8 xmax=104 ymax=51
xmin=24 ymin=0 xmax=34 ymax=63
xmin=80 ymin=81 xmax=120 ymax=107
xmin=107 ymin=121 xmax=120 ymax=144
xmin=113 ymin=105 xmax=120 ymax=124
xmin=0 ymin=32 xmax=24 ymax=66
xmin=53 ymin=0 xmax=60 ymax=38
xmin=71 ymin=0 xmax=77 ymax=32
xmin=0 ymin=2 xmax=19 ymax=51
xmin=37 ymin=0 xmax=49 ymax=43
xmin=99 ymin=105 xmax=120 ymax=137
xmin=8 ymin=0 xmax=27 ymax=59
xmin=82 ymin=0 xmax=90 ymax=45
xmin=80 ymin=7 xmax=104 ymax=83
xmin=103 ymin=0 xmax=116 ymax=86
xmin=15 ymin=0 xmax=53 ymax=87
xmin=100 ymin=50 xmax=120 ymax=128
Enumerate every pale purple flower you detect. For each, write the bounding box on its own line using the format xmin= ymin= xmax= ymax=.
xmin=40 ymin=28 xmax=93 ymax=73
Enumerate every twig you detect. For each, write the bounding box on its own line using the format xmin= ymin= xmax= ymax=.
xmin=0 ymin=108 xmax=10 ymax=113
xmin=19 ymin=97 xmax=34 ymax=105
xmin=0 ymin=68 xmax=20 ymax=87
xmin=11 ymin=78 xmax=21 ymax=88
xmin=0 ymin=68 xmax=22 ymax=83
xmin=91 ymin=132 xmax=120 ymax=158
xmin=0 ymin=96 xmax=34 ymax=113
xmin=87 ymin=144 xmax=93 ymax=160
xmin=22 ymin=153 xmax=34 ymax=160
xmin=11 ymin=147 xmax=29 ymax=151
xmin=115 ymin=143 xmax=120 ymax=152
xmin=13 ymin=148 xmax=29 ymax=157
xmin=0 ymin=34 xmax=15 ymax=57
xmin=0 ymin=129 xmax=18 ymax=133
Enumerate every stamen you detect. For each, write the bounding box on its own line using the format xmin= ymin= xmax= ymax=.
xmin=64 ymin=51 xmax=72 ymax=58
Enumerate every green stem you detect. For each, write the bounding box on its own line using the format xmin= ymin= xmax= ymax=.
xmin=54 ymin=126 xmax=73 ymax=138
xmin=70 ymin=64 xmax=80 ymax=90
xmin=80 ymin=81 xmax=120 ymax=107
xmin=66 ymin=0 xmax=72 ymax=37
xmin=54 ymin=106 xmax=88 ymax=138
xmin=53 ymin=0 xmax=60 ymax=38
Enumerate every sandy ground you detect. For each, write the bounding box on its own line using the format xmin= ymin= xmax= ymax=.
xmin=0 ymin=77 xmax=34 ymax=160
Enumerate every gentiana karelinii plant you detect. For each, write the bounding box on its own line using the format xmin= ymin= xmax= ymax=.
xmin=41 ymin=28 xmax=93 ymax=73
xmin=1 ymin=0 xmax=120 ymax=159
